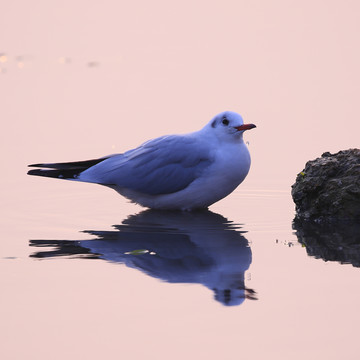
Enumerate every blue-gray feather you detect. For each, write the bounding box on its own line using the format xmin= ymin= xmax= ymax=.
xmin=82 ymin=135 xmax=213 ymax=195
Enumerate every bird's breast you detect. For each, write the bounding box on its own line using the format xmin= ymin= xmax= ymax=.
xmin=211 ymin=142 xmax=251 ymax=183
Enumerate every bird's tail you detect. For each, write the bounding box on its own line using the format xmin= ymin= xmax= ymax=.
xmin=27 ymin=157 xmax=109 ymax=180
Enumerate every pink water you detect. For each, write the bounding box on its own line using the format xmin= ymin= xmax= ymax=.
xmin=1 ymin=1 xmax=360 ymax=359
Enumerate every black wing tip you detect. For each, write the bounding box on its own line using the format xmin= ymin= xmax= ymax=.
xmin=27 ymin=168 xmax=80 ymax=179
xmin=27 ymin=157 xmax=109 ymax=170
xmin=27 ymin=157 xmax=110 ymax=179
xmin=28 ymin=163 xmax=44 ymax=168
xmin=27 ymin=168 xmax=57 ymax=177
xmin=27 ymin=169 xmax=47 ymax=176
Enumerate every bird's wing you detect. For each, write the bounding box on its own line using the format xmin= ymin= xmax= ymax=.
xmin=80 ymin=135 xmax=214 ymax=195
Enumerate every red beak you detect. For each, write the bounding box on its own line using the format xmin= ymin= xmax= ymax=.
xmin=235 ymin=123 xmax=256 ymax=131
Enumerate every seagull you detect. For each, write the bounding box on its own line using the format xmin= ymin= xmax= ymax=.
xmin=28 ymin=111 xmax=256 ymax=210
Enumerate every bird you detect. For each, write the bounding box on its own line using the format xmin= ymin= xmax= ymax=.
xmin=28 ymin=111 xmax=256 ymax=210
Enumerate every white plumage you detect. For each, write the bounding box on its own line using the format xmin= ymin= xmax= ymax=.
xmin=28 ymin=111 xmax=256 ymax=210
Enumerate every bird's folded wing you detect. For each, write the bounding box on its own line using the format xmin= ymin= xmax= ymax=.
xmin=80 ymin=135 xmax=214 ymax=195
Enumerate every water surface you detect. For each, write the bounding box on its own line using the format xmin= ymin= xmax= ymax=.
xmin=1 ymin=2 xmax=360 ymax=359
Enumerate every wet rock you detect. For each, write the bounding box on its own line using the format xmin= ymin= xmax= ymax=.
xmin=291 ymin=149 xmax=360 ymax=222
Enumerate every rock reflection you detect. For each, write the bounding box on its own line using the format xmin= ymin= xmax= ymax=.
xmin=293 ymin=219 xmax=360 ymax=267
xmin=30 ymin=210 xmax=256 ymax=306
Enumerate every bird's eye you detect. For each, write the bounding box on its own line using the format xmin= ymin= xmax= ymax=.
xmin=222 ymin=118 xmax=229 ymax=126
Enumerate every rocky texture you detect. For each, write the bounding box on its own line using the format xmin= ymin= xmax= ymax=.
xmin=291 ymin=149 xmax=360 ymax=222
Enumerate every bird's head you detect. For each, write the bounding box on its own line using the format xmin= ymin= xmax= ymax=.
xmin=206 ymin=111 xmax=256 ymax=142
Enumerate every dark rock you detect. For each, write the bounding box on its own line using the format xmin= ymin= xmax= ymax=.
xmin=291 ymin=149 xmax=360 ymax=222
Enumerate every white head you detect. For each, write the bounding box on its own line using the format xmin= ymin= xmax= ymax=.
xmin=205 ymin=111 xmax=256 ymax=142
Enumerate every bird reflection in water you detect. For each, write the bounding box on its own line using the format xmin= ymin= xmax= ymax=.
xmin=30 ymin=210 xmax=257 ymax=306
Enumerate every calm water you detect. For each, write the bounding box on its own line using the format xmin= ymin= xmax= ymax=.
xmin=3 ymin=173 xmax=360 ymax=359
xmin=2 ymin=2 xmax=360 ymax=359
